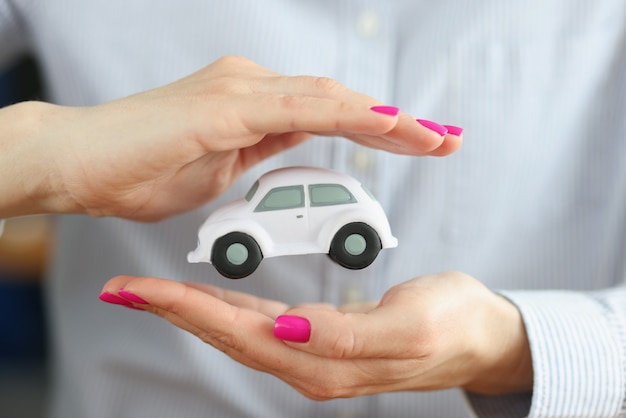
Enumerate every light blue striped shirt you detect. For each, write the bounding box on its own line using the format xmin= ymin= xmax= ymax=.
xmin=1 ymin=1 xmax=625 ymax=417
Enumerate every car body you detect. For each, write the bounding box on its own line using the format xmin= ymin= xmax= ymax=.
xmin=187 ymin=166 xmax=398 ymax=278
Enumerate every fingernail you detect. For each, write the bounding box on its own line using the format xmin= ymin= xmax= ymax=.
xmin=417 ymin=119 xmax=448 ymax=136
xmin=370 ymin=106 xmax=400 ymax=116
xmin=118 ymin=290 xmax=149 ymax=304
xmin=443 ymin=125 xmax=464 ymax=136
xmin=274 ymin=315 xmax=311 ymax=343
xmin=99 ymin=292 xmax=145 ymax=311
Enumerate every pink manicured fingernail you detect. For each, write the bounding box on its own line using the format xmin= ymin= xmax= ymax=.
xmin=443 ymin=125 xmax=464 ymax=136
xmin=274 ymin=315 xmax=311 ymax=343
xmin=370 ymin=106 xmax=400 ymax=116
xmin=417 ymin=119 xmax=448 ymax=136
xmin=99 ymin=292 xmax=145 ymax=310
xmin=118 ymin=290 xmax=149 ymax=304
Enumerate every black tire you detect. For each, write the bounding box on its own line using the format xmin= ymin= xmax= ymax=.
xmin=211 ymin=232 xmax=263 ymax=279
xmin=329 ymin=222 xmax=381 ymax=270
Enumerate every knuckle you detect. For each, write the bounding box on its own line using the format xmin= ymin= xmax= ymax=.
xmin=274 ymin=95 xmax=310 ymax=131
xmin=195 ymin=329 xmax=240 ymax=355
xmin=328 ymin=328 xmax=360 ymax=359
xmin=193 ymin=309 xmax=243 ymax=354
xmin=312 ymin=76 xmax=344 ymax=94
xmin=160 ymin=282 xmax=193 ymax=313
xmin=203 ymin=77 xmax=253 ymax=96
xmin=301 ymin=378 xmax=349 ymax=401
xmin=277 ymin=93 xmax=307 ymax=110
xmin=213 ymin=332 xmax=240 ymax=350
xmin=213 ymin=55 xmax=254 ymax=68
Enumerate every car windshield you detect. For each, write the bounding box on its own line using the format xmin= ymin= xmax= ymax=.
xmin=361 ymin=184 xmax=377 ymax=201
xmin=245 ymin=181 xmax=259 ymax=202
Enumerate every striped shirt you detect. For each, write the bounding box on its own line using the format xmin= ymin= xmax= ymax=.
xmin=1 ymin=1 xmax=625 ymax=417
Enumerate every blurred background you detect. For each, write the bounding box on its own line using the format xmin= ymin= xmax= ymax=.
xmin=0 ymin=56 xmax=51 ymax=418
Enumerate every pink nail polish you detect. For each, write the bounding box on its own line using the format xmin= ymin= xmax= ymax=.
xmin=118 ymin=290 xmax=149 ymax=304
xmin=370 ymin=106 xmax=400 ymax=116
xmin=99 ymin=292 xmax=145 ymax=310
xmin=417 ymin=119 xmax=448 ymax=136
xmin=274 ymin=315 xmax=311 ymax=343
xmin=443 ymin=125 xmax=464 ymax=136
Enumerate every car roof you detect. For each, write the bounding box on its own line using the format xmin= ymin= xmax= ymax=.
xmin=257 ymin=166 xmax=360 ymax=188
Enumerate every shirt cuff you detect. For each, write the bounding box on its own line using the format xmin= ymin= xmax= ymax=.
xmin=466 ymin=290 xmax=624 ymax=418
xmin=464 ymin=391 xmax=531 ymax=418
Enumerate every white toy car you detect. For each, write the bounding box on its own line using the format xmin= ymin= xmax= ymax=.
xmin=188 ymin=166 xmax=398 ymax=279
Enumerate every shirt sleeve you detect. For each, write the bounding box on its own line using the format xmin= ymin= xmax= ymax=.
xmin=0 ymin=0 xmax=29 ymax=70
xmin=464 ymin=288 xmax=626 ymax=418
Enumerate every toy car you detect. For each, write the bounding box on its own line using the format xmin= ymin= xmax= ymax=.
xmin=187 ymin=166 xmax=398 ymax=279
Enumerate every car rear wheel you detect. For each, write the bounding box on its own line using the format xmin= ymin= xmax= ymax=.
xmin=329 ymin=222 xmax=381 ymax=269
xmin=211 ymin=232 xmax=263 ymax=279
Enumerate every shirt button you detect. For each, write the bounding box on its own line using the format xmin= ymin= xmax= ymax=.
xmin=352 ymin=147 xmax=372 ymax=171
xmin=341 ymin=286 xmax=366 ymax=305
xmin=356 ymin=10 xmax=381 ymax=38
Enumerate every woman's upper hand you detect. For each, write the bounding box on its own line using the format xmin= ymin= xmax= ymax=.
xmin=100 ymin=271 xmax=531 ymax=400
xmin=0 ymin=56 xmax=462 ymax=221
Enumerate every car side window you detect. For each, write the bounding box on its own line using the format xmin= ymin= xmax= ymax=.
xmin=309 ymin=184 xmax=357 ymax=207
xmin=255 ymin=185 xmax=304 ymax=212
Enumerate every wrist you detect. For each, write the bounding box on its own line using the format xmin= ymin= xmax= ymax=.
xmin=464 ymin=292 xmax=534 ymax=395
xmin=0 ymin=101 xmax=80 ymax=217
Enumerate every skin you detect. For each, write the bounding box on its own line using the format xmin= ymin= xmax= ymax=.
xmin=0 ymin=55 xmax=461 ymax=221
xmin=102 ymin=272 xmax=533 ymax=400
xmin=2 ymin=54 xmax=525 ymax=401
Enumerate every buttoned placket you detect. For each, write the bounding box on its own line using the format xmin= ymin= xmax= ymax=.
xmin=319 ymin=3 xmax=396 ymax=418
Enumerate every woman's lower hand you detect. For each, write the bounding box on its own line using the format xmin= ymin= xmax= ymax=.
xmin=101 ymin=271 xmax=531 ymax=400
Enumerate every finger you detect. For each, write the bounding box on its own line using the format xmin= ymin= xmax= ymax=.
xmin=105 ymin=276 xmax=268 ymax=332
xmin=343 ymin=115 xmax=464 ymax=156
xmin=236 ymin=94 xmax=401 ymax=139
xmin=334 ymin=132 xmax=416 ymax=155
xmin=101 ymin=275 xmax=137 ymax=297
xmin=237 ymin=131 xmax=312 ymax=169
xmin=274 ymin=303 xmax=419 ymax=359
xmin=427 ymin=126 xmax=464 ymax=157
xmin=289 ymin=301 xmax=378 ymax=314
xmin=338 ymin=301 xmax=378 ymax=313
xmin=101 ymin=276 xmax=419 ymax=399
xmin=205 ymin=55 xmax=280 ymax=78
xmin=254 ymin=75 xmax=460 ymax=155
xmin=102 ymin=276 xmax=329 ymax=382
xmin=255 ymin=75 xmax=366 ymax=99
xmin=103 ymin=276 xmax=283 ymax=358
xmin=184 ymin=281 xmax=290 ymax=319
xmin=248 ymin=75 xmax=458 ymax=156
xmin=376 ymin=115 xmax=448 ymax=155
xmin=291 ymin=302 xmax=338 ymax=311
xmin=251 ymin=72 xmax=464 ymax=156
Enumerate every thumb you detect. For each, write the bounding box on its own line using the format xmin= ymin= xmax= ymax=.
xmin=273 ymin=305 xmax=414 ymax=359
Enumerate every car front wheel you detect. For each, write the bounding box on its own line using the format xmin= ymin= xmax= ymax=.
xmin=211 ymin=232 xmax=263 ymax=279
xmin=329 ymin=222 xmax=381 ymax=270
